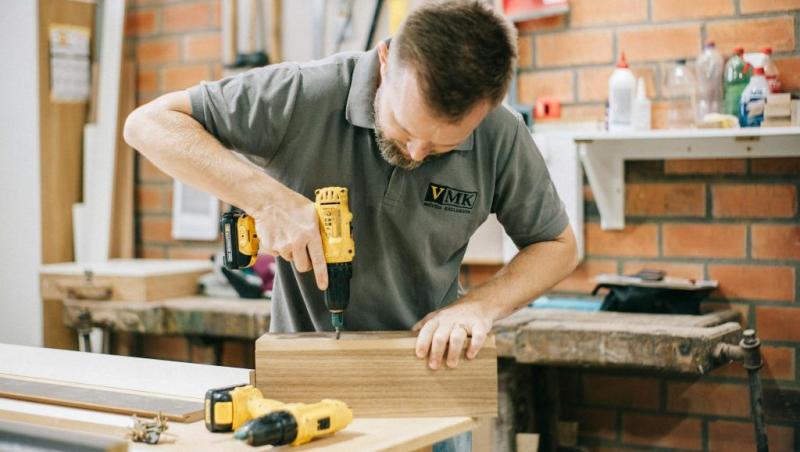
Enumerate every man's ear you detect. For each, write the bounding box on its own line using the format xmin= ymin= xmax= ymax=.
xmin=377 ymin=41 xmax=389 ymax=79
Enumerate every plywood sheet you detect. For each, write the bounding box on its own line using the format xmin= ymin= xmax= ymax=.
xmin=256 ymin=331 xmax=497 ymax=417
xmin=0 ymin=376 xmax=203 ymax=422
xmin=0 ymin=418 xmax=127 ymax=452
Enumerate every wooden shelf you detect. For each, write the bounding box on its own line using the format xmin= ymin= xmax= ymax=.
xmin=574 ymin=127 xmax=800 ymax=230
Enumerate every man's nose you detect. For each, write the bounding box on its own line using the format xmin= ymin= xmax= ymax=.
xmin=406 ymin=140 xmax=431 ymax=161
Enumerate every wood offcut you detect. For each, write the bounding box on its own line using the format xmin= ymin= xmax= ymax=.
xmin=255 ymin=331 xmax=497 ymax=417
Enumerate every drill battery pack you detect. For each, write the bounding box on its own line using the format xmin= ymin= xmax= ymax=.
xmin=220 ymin=207 xmax=260 ymax=270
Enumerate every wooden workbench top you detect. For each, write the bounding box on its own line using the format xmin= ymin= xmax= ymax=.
xmin=0 ymin=344 xmax=475 ymax=451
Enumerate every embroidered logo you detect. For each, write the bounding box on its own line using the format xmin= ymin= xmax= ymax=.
xmin=424 ymin=183 xmax=477 ymax=214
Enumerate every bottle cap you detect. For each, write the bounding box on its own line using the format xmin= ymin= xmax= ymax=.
xmin=733 ymin=47 xmax=744 ymax=56
xmin=762 ymin=47 xmax=772 ymax=55
xmin=753 ymin=66 xmax=765 ymax=75
xmin=616 ymin=52 xmax=629 ymax=69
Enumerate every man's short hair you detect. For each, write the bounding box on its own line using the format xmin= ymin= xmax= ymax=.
xmin=391 ymin=0 xmax=517 ymax=122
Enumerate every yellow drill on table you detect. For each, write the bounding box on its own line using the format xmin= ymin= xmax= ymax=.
xmin=220 ymin=187 xmax=355 ymax=338
xmin=204 ymin=384 xmax=352 ymax=447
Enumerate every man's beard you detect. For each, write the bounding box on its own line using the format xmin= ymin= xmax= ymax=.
xmin=372 ymin=86 xmax=426 ymax=171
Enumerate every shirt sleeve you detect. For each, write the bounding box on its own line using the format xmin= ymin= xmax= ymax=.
xmin=187 ymin=63 xmax=302 ymax=164
xmin=492 ymin=118 xmax=570 ymax=249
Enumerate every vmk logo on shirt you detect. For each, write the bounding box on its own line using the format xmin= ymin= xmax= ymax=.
xmin=424 ymin=183 xmax=477 ymax=214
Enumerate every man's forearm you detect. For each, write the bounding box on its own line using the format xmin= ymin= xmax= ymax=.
xmin=123 ymin=92 xmax=284 ymax=214
xmin=459 ymin=225 xmax=579 ymax=321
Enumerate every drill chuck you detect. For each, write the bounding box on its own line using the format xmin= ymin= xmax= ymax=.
xmin=325 ymin=263 xmax=352 ymax=330
xmin=235 ymin=411 xmax=298 ymax=446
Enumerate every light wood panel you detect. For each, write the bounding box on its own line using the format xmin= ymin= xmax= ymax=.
xmin=0 ymin=418 xmax=127 ymax=452
xmin=108 ymin=59 xmax=136 ymax=259
xmin=255 ymin=331 xmax=498 ymax=417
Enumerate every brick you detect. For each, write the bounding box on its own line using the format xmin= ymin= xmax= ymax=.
xmin=713 ymin=346 xmax=796 ymax=381
xmin=775 ymin=58 xmax=800 ymax=92
xmin=137 ymin=157 xmax=171 ymax=183
xmin=516 ymin=15 xmax=565 ymax=33
xmin=125 ymin=9 xmax=158 ymax=36
xmin=138 ymin=245 xmax=166 ymax=259
xmin=756 ymin=306 xmax=800 ymax=341
xmin=586 ymin=223 xmax=659 ymax=257
xmin=184 ymin=33 xmax=222 ymax=62
xmin=622 ymin=261 xmax=704 ymax=280
xmin=140 ymin=216 xmax=173 ymax=243
xmin=162 ymin=64 xmax=211 ymax=91
xmin=211 ymin=0 xmax=221 ymax=28
xmin=666 ymin=381 xmax=749 ymax=416
xmin=573 ymin=408 xmax=616 ymax=440
xmin=137 ymin=69 xmax=158 ymax=93
xmin=740 ymin=0 xmax=800 ymax=14
xmin=462 ymin=264 xmax=502 ymax=288
xmin=517 ymin=70 xmax=575 ymax=104
xmin=709 ymin=264 xmax=795 ymax=302
xmin=552 ymin=104 xmax=606 ymax=123
xmin=752 ymin=225 xmax=800 ymax=260
xmin=569 ymin=0 xmax=647 ymax=27
xmin=626 ymin=183 xmax=706 ymax=217
xmin=162 ymin=2 xmax=211 ymax=33
xmin=708 ymin=420 xmax=795 ymax=452
xmin=652 ymin=0 xmax=734 ymax=21
xmin=618 ymin=24 xmax=701 ymax=62
xmin=583 ymin=375 xmax=659 ymax=409
xmin=712 ymin=184 xmax=797 ymax=218
xmin=707 ymin=17 xmax=795 ymax=54
xmin=168 ymin=245 xmax=217 ymax=260
xmin=551 ymin=259 xmax=617 ymax=293
xmin=621 ymin=413 xmax=702 ymax=450
xmin=135 ymin=38 xmax=179 ymax=65
xmin=750 ymin=157 xmax=800 ymax=175
xmin=664 ymin=159 xmax=746 ymax=175
xmin=517 ymin=35 xmax=533 ymax=69
xmin=663 ymin=224 xmax=746 ymax=258
xmin=536 ymin=30 xmax=613 ymax=67
xmin=578 ymin=66 xmax=656 ymax=103
xmin=136 ymin=186 xmax=167 ymax=214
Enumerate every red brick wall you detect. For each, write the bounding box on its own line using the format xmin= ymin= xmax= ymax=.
xmin=466 ymin=1 xmax=800 ymax=449
xmin=127 ymin=0 xmax=223 ymax=259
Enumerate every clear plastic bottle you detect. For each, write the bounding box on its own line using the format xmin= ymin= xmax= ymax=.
xmin=739 ymin=66 xmax=769 ymax=127
xmin=608 ymin=52 xmax=636 ymax=132
xmin=664 ymin=59 xmax=697 ymax=129
xmin=724 ymin=47 xmax=750 ymax=116
xmin=695 ymin=41 xmax=724 ymax=122
xmin=762 ymin=47 xmax=781 ymax=93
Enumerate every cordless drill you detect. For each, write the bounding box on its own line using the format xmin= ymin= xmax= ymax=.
xmin=204 ymin=384 xmax=352 ymax=447
xmin=220 ymin=187 xmax=355 ymax=338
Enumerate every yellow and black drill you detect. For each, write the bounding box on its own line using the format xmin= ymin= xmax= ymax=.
xmin=204 ymin=384 xmax=353 ymax=447
xmin=220 ymin=187 xmax=355 ymax=338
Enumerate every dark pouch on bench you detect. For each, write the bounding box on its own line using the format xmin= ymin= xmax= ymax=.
xmin=592 ymin=283 xmax=714 ymax=314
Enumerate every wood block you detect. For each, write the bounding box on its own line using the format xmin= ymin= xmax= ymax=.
xmin=255 ymin=332 xmax=498 ymax=418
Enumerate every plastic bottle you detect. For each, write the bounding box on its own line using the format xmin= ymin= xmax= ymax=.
xmin=664 ymin=59 xmax=696 ymax=129
xmin=724 ymin=47 xmax=750 ymax=116
xmin=631 ymin=78 xmax=651 ymax=131
xmin=695 ymin=41 xmax=724 ymax=122
xmin=608 ymin=52 xmax=636 ymax=132
xmin=739 ymin=66 xmax=769 ymax=127
xmin=762 ymin=47 xmax=781 ymax=93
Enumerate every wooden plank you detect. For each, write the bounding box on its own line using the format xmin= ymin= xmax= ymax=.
xmin=0 ymin=418 xmax=127 ymax=452
xmin=0 ymin=409 xmax=129 ymax=439
xmin=256 ymin=332 xmax=498 ymax=417
xmin=108 ymin=59 xmax=136 ymax=259
xmin=514 ymin=321 xmax=741 ymax=374
xmin=38 ymin=0 xmax=96 ymax=350
xmin=0 ymin=375 xmax=203 ymax=422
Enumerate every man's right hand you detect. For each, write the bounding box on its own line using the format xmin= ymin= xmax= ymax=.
xmin=250 ymin=189 xmax=329 ymax=291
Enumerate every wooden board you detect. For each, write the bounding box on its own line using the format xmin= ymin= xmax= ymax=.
xmin=255 ymin=331 xmax=497 ymax=418
xmin=0 ymin=418 xmax=127 ymax=452
xmin=0 ymin=376 xmax=203 ymax=422
xmin=108 ymin=59 xmax=136 ymax=259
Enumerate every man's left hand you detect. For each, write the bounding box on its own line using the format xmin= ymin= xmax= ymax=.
xmin=412 ymin=301 xmax=493 ymax=370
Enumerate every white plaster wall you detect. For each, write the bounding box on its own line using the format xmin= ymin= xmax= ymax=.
xmin=0 ymin=0 xmax=42 ymax=346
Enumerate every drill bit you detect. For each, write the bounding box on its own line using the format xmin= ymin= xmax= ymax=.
xmin=335 ymin=327 xmax=341 ymax=340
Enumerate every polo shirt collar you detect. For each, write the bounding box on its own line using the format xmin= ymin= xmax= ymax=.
xmin=345 ymin=45 xmax=474 ymax=151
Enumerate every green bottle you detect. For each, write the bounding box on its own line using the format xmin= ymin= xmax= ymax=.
xmin=723 ymin=47 xmax=751 ymax=116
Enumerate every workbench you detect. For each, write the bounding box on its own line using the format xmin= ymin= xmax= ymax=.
xmin=0 ymin=344 xmax=476 ymax=451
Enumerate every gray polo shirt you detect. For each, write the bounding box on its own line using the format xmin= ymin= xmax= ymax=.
xmin=188 ymin=46 xmax=568 ymax=333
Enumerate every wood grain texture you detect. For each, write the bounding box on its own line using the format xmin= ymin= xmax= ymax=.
xmin=0 ymin=419 xmax=127 ymax=452
xmin=108 ymin=59 xmax=136 ymax=259
xmin=0 ymin=376 xmax=203 ymax=422
xmin=255 ymin=331 xmax=498 ymax=417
